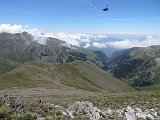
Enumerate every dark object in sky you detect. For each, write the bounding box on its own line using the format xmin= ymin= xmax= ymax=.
xmin=103 ymin=5 xmax=109 ymax=11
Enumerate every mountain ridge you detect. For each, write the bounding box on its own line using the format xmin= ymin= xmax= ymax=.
xmin=107 ymin=45 xmax=160 ymax=88
xmin=0 ymin=60 xmax=135 ymax=93
xmin=0 ymin=32 xmax=109 ymax=73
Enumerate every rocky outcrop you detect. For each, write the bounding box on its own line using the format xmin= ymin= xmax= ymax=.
xmin=103 ymin=106 xmax=160 ymax=120
xmin=0 ymin=96 xmax=159 ymax=120
xmin=66 ymin=101 xmax=105 ymax=120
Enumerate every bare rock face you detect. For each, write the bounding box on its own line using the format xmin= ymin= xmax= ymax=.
xmin=0 ymin=32 xmax=88 ymax=63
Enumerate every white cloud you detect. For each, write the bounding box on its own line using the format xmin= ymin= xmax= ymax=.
xmin=0 ymin=24 xmax=23 ymax=33
xmin=92 ymin=42 xmax=107 ymax=48
xmin=96 ymin=34 xmax=108 ymax=39
xmin=77 ymin=0 xmax=93 ymax=6
xmin=0 ymin=24 xmax=110 ymax=46
xmin=0 ymin=24 xmax=160 ymax=49
xmin=105 ymin=35 xmax=160 ymax=48
xmin=83 ymin=43 xmax=91 ymax=48
xmin=44 ymin=32 xmax=92 ymax=47
xmin=0 ymin=24 xmax=47 ymax=44
xmin=55 ymin=32 xmax=81 ymax=46
xmin=0 ymin=24 xmax=43 ymax=36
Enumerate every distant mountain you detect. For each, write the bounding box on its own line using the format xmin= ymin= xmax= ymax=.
xmin=0 ymin=32 xmax=108 ymax=73
xmin=89 ymin=46 xmax=122 ymax=58
xmin=0 ymin=60 xmax=135 ymax=92
xmin=107 ymin=45 xmax=160 ymax=88
xmin=0 ymin=32 xmax=87 ymax=63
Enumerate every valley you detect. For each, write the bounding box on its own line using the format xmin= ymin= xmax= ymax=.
xmin=0 ymin=0 xmax=159 ymax=119
xmin=0 ymin=32 xmax=159 ymax=120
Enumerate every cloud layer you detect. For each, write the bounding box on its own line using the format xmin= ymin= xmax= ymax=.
xmin=106 ymin=35 xmax=160 ymax=48
xmin=0 ymin=24 xmax=24 ymax=33
xmin=0 ymin=24 xmax=160 ymax=49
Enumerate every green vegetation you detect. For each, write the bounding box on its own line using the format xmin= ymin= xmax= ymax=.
xmin=89 ymin=93 xmax=160 ymax=109
xmin=0 ymin=57 xmax=18 ymax=75
xmin=0 ymin=105 xmax=11 ymax=120
xmin=0 ymin=60 xmax=134 ymax=93
xmin=0 ymin=92 xmax=159 ymax=120
xmin=153 ymin=67 xmax=160 ymax=84
xmin=107 ymin=45 xmax=160 ymax=89
xmin=49 ymin=92 xmax=160 ymax=109
xmin=56 ymin=63 xmax=102 ymax=91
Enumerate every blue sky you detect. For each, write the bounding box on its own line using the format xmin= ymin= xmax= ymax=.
xmin=0 ymin=0 xmax=160 ymax=33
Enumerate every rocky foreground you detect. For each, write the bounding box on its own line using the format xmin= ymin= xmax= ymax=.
xmin=0 ymin=95 xmax=160 ymax=120
xmin=57 ymin=101 xmax=160 ymax=120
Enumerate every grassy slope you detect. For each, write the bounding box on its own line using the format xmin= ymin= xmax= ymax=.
xmin=0 ymin=57 xmax=19 ymax=75
xmin=0 ymin=60 xmax=135 ymax=93
xmin=69 ymin=61 xmax=135 ymax=92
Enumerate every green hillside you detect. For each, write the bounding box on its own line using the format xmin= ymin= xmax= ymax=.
xmin=108 ymin=45 xmax=160 ymax=89
xmin=0 ymin=60 xmax=135 ymax=93
xmin=0 ymin=57 xmax=19 ymax=75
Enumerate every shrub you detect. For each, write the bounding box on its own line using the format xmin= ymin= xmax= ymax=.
xmin=0 ymin=105 xmax=11 ymax=120
xmin=14 ymin=112 xmax=37 ymax=120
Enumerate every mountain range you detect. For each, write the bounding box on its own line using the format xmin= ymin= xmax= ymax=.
xmin=107 ymin=46 xmax=160 ymax=89
xmin=0 ymin=32 xmax=109 ymax=73
xmin=0 ymin=32 xmax=134 ymax=94
xmin=0 ymin=31 xmax=159 ymax=92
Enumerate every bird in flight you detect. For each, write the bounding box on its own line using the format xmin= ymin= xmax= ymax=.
xmin=103 ymin=5 xmax=109 ymax=11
